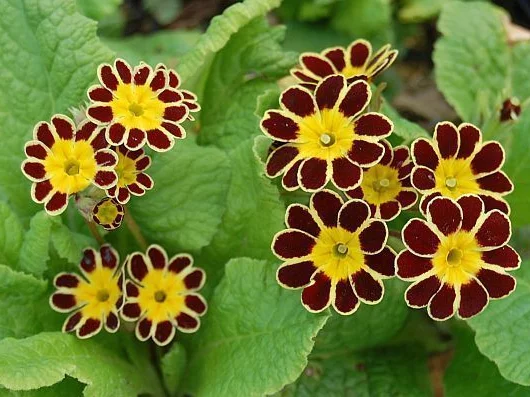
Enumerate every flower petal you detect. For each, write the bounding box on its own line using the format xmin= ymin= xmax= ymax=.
xmin=128 ymin=253 xmax=149 ymax=282
xmin=168 ymin=254 xmax=192 ymax=274
xmin=427 ymin=197 xmax=462 ymax=236
xmin=147 ymin=245 xmax=168 ymax=269
xmin=378 ymin=201 xmax=401 ymax=220
xmin=136 ymin=317 xmax=153 ymax=341
xmin=63 ymin=311 xmax=83 ymax=333
xmin=396 ymin=190 xmax=417 ymax=209
xmin=115 ymin=59 xmax=132 ymax=83
xmin=300 ymin=54 xmax=335 ymax=78
xmin=475 ymin=210 xmax=510 ymax=249
xmin=333 ymin=279 xmax=359 ymax=315
xmin=434 ymin=122 xmax=459 ymax=159
xmin=77 ymin=318 xmax=102 ymax=339
xmin=261 ymin=111 xmax=299 ymax=142
xmin=105 ymin=312 xmax=120 ymax=333
xmin=411 ymin=166 xmax=436 ymax=191
xmin=25 ymin=141 xmax=48 ymax=160
xmin=456 ymin=195 xmax=484 ymax=231
xmin=364 ymin=246 xmax=396 ymax=277
xmin=149 ymin=69 xmax=167 ymax=92
xmin=352 ymin=270 xmax=383 ymax=304
xmin=54 ymin=273 xmax=81 ymax=288
xmin=95 ymin=150 xmax=118 ymax=168
xmin=457 ymin=123 xmax=481 ymax=159
xmin=310 ymin=189 xmax=343 ymax=227
xmin=44 ymin=191 xmax=68 ymax=216
xmin=338 ymin=199 xmax=370 ymax=233
xmin=106 ymin=123 xmax=126 ymax=146
xmin=298 ymin=158 xmax=329 ymax=191
xmin=94 ymin=170 xmax=117 ymax=189
xmin=479 ymin=195 xmax=510 ymax=214
xmin=396 ymin=251 xmax=433 ymax=280
xmin=266 ymin=145 xmax=299 ymax=177
xmin=100 ymin=245 xmax=119 ymax=269
xmin=280 ymin=87 xmax=316 ymax=117
xmin=323 ymin=47 xmax=346 ymax=71
xmin=147 ymin=129 xmax=174 ymax=152
xmin=471 ymin=142 xmax=504 ymax=175
xmin=301 ymin=272 xmax=332 ymax=312
xmin=50 ymin=292 xmax=77 ymax=312
xmin=183 ymin=269 xmax=205 ymax=290
xmin=419 ymin=192 xmax=442 ymax=215
xmin=348 ymin=39 xmax=371 ymax=67
xmin=286 ymin=204 xmax=321 ymax=237
xmin=153 ymin=321 xmax=175 ymax=346
xmin=282 ymin=160 xmax=302 ymax=190
xmin=88 ymin=86 xmax=113 ymax=102
xmin=476 ymin=172 xmax=513 ymax=194
xmin=22 ymin=161 xmax=46 ymax=182
xmin=277 ymin=261 xmax=318 ymax=289
xmin=87 ymin=105 xmax=114 ymax=123
xmin=477 ymin=269 xmax=516 ymax=299
xmin=347 ymin=140 xmax=384 ymax=166
xmin=331 ymin=157 xmax=361 ymax=190
xmin=458 ymin=279 xmax=488 ymax=319
xmin=402 ymin=219 xmax=440 ymax=257
xmin=315 ymin=75 xmax=345 ymax=110
xmin=412 ymin=138 xmax=439 ymax=170
xmin=52 ymin=115 xmax=75 ymax=140
xmin=185 ymin=294 xmax=207 ymax=315
xmin=175 ymin=312 xmax=199 ymax=332
xmin=405 ymin=275 xmax=441 ymax=308
xmin=125 ymin=128 xmax=147 ymax=150
xmin=98 ymin=64 xmax=119 ymax=91
xmin=428 ymin=284 xmax=457 ymax=321
xmin=359 ymin=220 xmax=387 ymax=254
xmin=481 ymin=246 xmax=521 ymax=270
xmin=354 ymin=113 xmax=393 ymax=139
xmin=338 ymin=80 xmax=371 ymax=118
xmin=272 ymin=230 xmax=316 ymax=260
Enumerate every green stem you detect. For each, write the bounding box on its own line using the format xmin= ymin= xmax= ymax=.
xmin=84 ymin=218 xmax=105 ymax=245
xmin=124 ymin=207 xmax=148 ymax=251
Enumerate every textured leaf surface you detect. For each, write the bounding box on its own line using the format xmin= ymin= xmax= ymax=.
xmin=198 ymin=139 xmax=284 ymax=293
xmin=161 ymin=343 xmax=186 ymax=396
xmin=313 ymin=279 xmax=409 ymax=355
xmin=75 ymin=0 xmax=121 ymax=21
xmin=0 ymin=0 xmax=113 ymax=217
xmin=0 ymin=202 xmax=23 ymax=266
xmin=0 ymin=377 xmax=84 ymax=396
xmin=434 ymin=2 xmax=509 ymax=122
xmin=282 ymin=347 xmax=431 ymax=396
xmin=467 ymin=263 xmax=530 ymax=386
xmin=0 ymin=332 xmax=165 ymax=397
xmin=445 ymin=327 xmax=530 ymax=396
xmin=183 ymin=259 xmax=329 ymax=396
xmin=17 ymin=212 xmax=55 ymax=278
xmin=381 ymin=101 xmax=429 ymax=144
xmin=130 ymin=138 xmax=231 ymax=252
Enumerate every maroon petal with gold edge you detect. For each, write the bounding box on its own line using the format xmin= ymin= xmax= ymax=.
xmin=405 ymin=276 xmax=441 ymax=308
xmin=474 ymin=210 xmax=511 ymax=249
xmin=261 ymin=111 xmax=299 ymax=142
xmin=426 ymin=197 xmax=462 ymax=236
xmin=428 ymin=284 xmax=457 ymax=321
xmin=277 ymin=261 xmax=318 ymax=289
xmin=396 ymin=251 xmax=433 ymax=280
xmin=310 ymin=189 xmax=343 ymax=227
xmin=457 ymin=280 xmax=488 ymax=319
xmin=352 ymin=270 xmax=383 ymax=304
xmin=402 ymin=219 xmax=440 ymax=257
xmin=333 ymin=279 xmax=359 ymax=315
xmin=272 ymin=230 xmax=316 ymax=260
xmin=285 ymin=204 xmax=321 ymax=237
xmin=301 ymin=272 xmax=332 ymax=313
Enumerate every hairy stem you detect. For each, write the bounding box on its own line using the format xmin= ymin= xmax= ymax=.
xmin=124 ymin=206 xmax=148 ymax=251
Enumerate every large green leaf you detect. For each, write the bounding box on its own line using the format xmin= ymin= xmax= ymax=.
xmin=467 ymin=263 xmax=530 ymax=386
xmin=0 ymin=202 xmax=23 ymax=266
xmin=1 ymin=377 xmax=84 ymax=397
xmin=129 ymin=138 xmax=231 ymax=252
xmin=281 ymin=346 xmax=431 ymax=396
xmin=197 ymin=19 xmax=297 ymax=149
xmin=76 ymin=0 xmax=121 ymax=21
xmin=0 ymin=332 xmax=165 ymax=397
xmin=445 ymin=326 xmax=530 ymax=396
xmin=198 ymin=139 xmax=285 ymax=293
xmin=313 ymin=279 xmax=409 ymax=355
xmin=434 ymin=2 xmax=509 ymax=122
xmin=183 ymin=259 xmax=329 ymax=396
xmin=17 ymin=212 xmax=55 ymax=278
xmin=0 ymin=0 xmax=113 ymax=218
xmin=381 ymin=100 xmax=429 ymax=144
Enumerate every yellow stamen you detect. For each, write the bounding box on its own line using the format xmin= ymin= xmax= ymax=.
xmin=320 ymin=133 xmax=335 ymax=147
xmin=128 ymin=102 xmax=144 ymax=117
xmin=96 ymin=289 xmax=110 ymax=302
xmin=445 ymin=177 xmax=457 ymax=189
xmin=154 ymin=290 xmax=167 ymax=303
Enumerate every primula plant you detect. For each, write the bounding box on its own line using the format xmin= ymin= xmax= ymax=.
xmin=1 ymin=0 xmax=530 ymax=396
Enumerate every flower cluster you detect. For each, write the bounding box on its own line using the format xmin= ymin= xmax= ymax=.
xmin=22 ymin=59 xmax=198 ymax=231
xmin=265 ymin=39 xmax=520 ymax=320
xmin=50 ymin=244 xmax=206 ymax=345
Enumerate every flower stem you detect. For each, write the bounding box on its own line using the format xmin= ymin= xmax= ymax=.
xmin=84 ymin=218 xmax=105 ymax=245
xmin=389 ymin=229 xmax=402 ymax=240
xmin=124 ymin=206 xmax=148 ymax=251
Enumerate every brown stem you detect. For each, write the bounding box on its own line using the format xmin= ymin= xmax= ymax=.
xmin=84 ymin=218 xmax=105 ymax=246
xmin=124 ymin=206 xmax=148 ymax=251
xmin=389 ymin=229 xmax=402 ymax=240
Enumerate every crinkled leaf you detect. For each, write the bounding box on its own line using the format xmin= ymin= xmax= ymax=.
xmin=50 ymin=223 xmax=93 ymax=267
xmin=161 ymin=343 xmax=187 ymax=396
xmin=198 ymin=139 xmax=284 ymax=293
xmin=467 ymin=263 xmax=530 ymax=386
xmin=381 ymin=100 xmax=429 ymax=144
xmin=0 ymin=0 xmax=113 ymax=218
xmin=0 ymin=332 xmax=165 ymax=397
xmin=183 ymin=258 xmax=329 ymax=396
xmin=130 ymin=138 xmax=231 ymax=252
xmin=445 ymin=326 xmax=530 ymax=396
xmin=0 ymin=202 xmax=23 ymax=266
xmin=197 ymin=19 xmax=297 ymax=149
xmin=434 ymin=2 xmax=509 ymax=122
xmin=0 ymin=377 xmax=84 ymax=397
xmin=75 ymin=0 xmax=121 ymax=21
xmin=313 ymin=279 xmax=409 ymax=354
xmin=17 ymin=212 xmax=55 ymax=278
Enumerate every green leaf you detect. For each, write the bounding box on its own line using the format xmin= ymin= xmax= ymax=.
xmin=161 ymin=343 xmax=187 ymax=396
xmin=281 ymin=346 xmax=431 ymax=396
xmin=0 ymin=377 xmax=84 ymax=397
xmin=102 ymin=30 xmax=200 ymax=67
xmin=0 ymin=332 xmax=165 ymax=397
xmin=313 ymin=279 xmax=409 ymax=355
xmin=0 ymin=202 xmax=23 ymax=266
xmin=380 ymin=100 xmax=429 ymax=144
xmin=467 ymin=262 xmax=530 ymax=386
xmin=399 ymin=0 xmax=447 ymax=22
xmin=434 ymin=2 xmax=509 ymax=122
xmin=183 ymin=258 xmax=329 ymax=396
xmin=282 ymin=21 xmax=351 ymax=53
xmin=76 ymin=0 xmax=121 ymax=21
xmin=129 ymin=138 xmax=231 ymax=252
xmin=198 ymin=139 xmax=285 ymax=292
xmin=50 ymin=223 xmax=93 ymax=267
xmin=197 ymin=19 xmax=297 ymax=149
xmin=0 ymin=265 xmax=49 ymax=340
xmin=144 ymin=0 xmax=182 ymax=25
xmin=177 ymin=0 xmax=283 ymax=82
xmin=0 ymin=0 xmax=113 ymax=218
xmin=17 ymin=212 xmax=55 ymax=277
xmin=445 ymin=326 xmax=530 ymax=396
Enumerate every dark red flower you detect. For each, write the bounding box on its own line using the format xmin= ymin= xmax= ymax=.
xmin=92 ymin=198 xmax=124 ymax=230
xmin=500 ymin=97 xmax=521 ymax=122
xmin=397 ymin=195 xmax=519 ymax=320
xmin=272 ymin=189 xmax=396 ymax=315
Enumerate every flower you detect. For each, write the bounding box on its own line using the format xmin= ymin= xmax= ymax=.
xmin=500 ymin=97 xmax=521 ymax=122
xmin=155 ymin=64 xmax=201 ymax=121
xmin=346 ymin=140 xmax=417 ymax=220
xmin=272 ymin=189 xmax=396 ymax=315
xmin=397 ymin=195 xmax=519 ymax=320
xmin=86 ymin=59 xmax=189 ymax=152
xmin=106 ymin=145 xmax=153 ymax=204
xmin=50 ymin=245 xmax=124 ymax=338
xmin=22 ymin=115 xmax=118 ymax=216
xmin=410 ymin=122 xmax=513 ymax=215
xmin=92 ymin=198 xmax=124 ymax=230
xmin=291 ymin=40 xmax=397 ymax=90
xmin=262 ymin=75 xmax=393 ymax=192
xmin=121 ymin=245 xmax=207 ymax=346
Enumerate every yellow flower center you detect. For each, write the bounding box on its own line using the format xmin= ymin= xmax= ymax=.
xmin=115 ymin=151 xmax=137 ymax=187
xmin=432 ymin=231 xmax=482 ymax=286
xmin=96 ymin=200 xmax=119 ymax=225
xmin=137 ymin=269 xmax=186 ymax=323
xmin=361 ymin=164 xmax=401 ymax=205
xmin=109 ymin=83 xmax=166 ymax=130
xmin=341 ymin=64 xmax=365 ymax=79
xmin=43 ymin=139 xmax=97 ymax=195
xmin=297 ymin=109 xmax=355 ymax=161
xmin=76 ymin=267 xmax=122 ymax=319
xmin=434 ymin=158 xmax=479 ymax=198
xmin=310 ymin=226 xmax=365 ymax=283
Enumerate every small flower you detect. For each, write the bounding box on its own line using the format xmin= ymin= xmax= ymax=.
xmin=262 ymin=75 xmax=393 ymax=192
xmin=397 ymin=195 xmax=519 ymax=320
xmin=92 ymin=198 xmax=124 ymax=230
xmin=87 ymin=59 xmax=190 ymax=152
xmin=272 ymin=189 xmax=396 ymax=315
xmin=155 ymin=64 xmax=201 ymax=121
xmin=291 ymin=40 xmax=397 ymax=90
xmin=21 ymin=115 xmax=118 ymax=216
xmin=122 ymin=245 xmax=207 ymax=346
xmin=50 ymin=245 xmax=124 ymax=338
xmin=500 ymin=97 xmax=521 ymax=122
xmin=410 ymin=122 xmax=513 ymax=215
xmin=346 ymin=140 xmax=417 ymax=220
xmin=106 ymin=145 xmax=153 ymax=204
